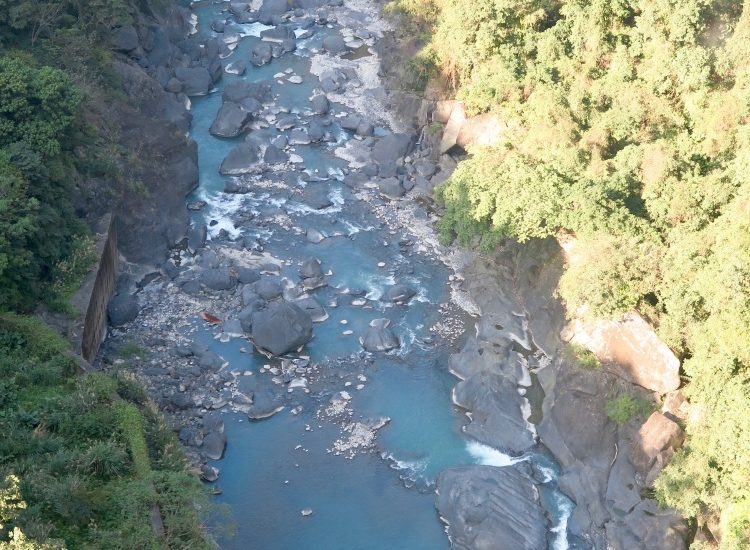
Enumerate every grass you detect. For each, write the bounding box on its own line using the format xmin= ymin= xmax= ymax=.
xmin=605 ymin=394 xmax=655 ymax=426
xmin=565 ymin=343 xmax=602 ymax=370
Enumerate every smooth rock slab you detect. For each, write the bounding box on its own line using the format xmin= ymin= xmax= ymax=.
xmin=436 ymin=465 xmax=547 ymax=550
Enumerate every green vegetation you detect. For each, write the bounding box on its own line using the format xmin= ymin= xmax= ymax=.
xmin=565 ymin=343 xmax=601 ymax=370
xmin=605 ymin=394 xmax=654 ymax=426
xmin=393 ymin=0 xmax=750 ymax=543
xmin=0 ymin=314 xmax=212 ymax=548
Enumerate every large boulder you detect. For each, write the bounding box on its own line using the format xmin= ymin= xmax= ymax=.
xmin=563 ymin=312 xmax=681 ymax=394
xmin=250 ymin=42 xmax=273 ymax=66
xmin=223 ymin=81 xmax=272 ymax=104
xmin=220 ymin=143 xmax=260 ymax=175
xmin=322 ymin=35 xmax=348 ymax=55
xmin=372 ymin=133 xmax=413 ymax=164
xmin=360 ymin=319 xmax=399 ymax=352
xmin=630 ymin=412 xmax=684 ymax=478
xmin=258 ymin=0 xmax=290 ymax=24
xmin=251 ymin=302 xmax=313 ymax=356
xmin=174 ymin=67 xmax=212 ymax=96
xmin=381 ymin=284 xmax=416 ymax=303
xmin=111 ymin=25 xmax=139 ymax=52
xmin=108 ymin=293 xmax=139 ymax=327
xmin=436 ymin=465 xmax=547 ymax=550
xmin=210 ymin=101 xmax=253 ymax=138
xmin=605 ymin=499 xmax=688 ymax=550
xmin=202 ymin=431 xmax=227 ymax=460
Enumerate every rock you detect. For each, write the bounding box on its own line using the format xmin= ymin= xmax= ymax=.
xmin=360 ymin=319 xmax=399 ymax=352
xmin=605 ymin=499 xmax=688 ymax=550
xmin=310 ymin=94 xmax=329 ymax=115
xmin=220 ymin=143 xmax=261 ymax=175
xmin=356 ymin=121 xmax=374 ymax=137
xmin=254 ymin=277 xmax=283 ymax=300
xmin=236 ymin=267 xmax=261 ymax=285
xmin=381 ymin=284 xmax=416 ymax=303
xmin=630 ymin=412 xmax=684 ymax=477
xmin=107 ymin=293 xmax=139 ymax=327
xmin=111 ymin=25 xmax=139 ymax=52
xmin=225 ymin=59 xmax=247 ymax=75
xmin=250 ymin=42 xmax=273 ymax=66
xmin=289 ymin=128 xmax=311 ymax=145
xmin=563 ymin=312 xmax=681 ymax=394
xmin=201 ymin=268 xmax=237 ymax=291
xmin=299 ymin=258 xmax=323 ymax=279
xmin=165 ymin=77 xmax=182 ymax=93
xmin=301 ymin=183 xmax=333 ymax=209
xmin=170 ymin=392 xmax=194 ymax=410
xmin=378 ymin=177 xmax=405 ymax=199
xmin=372 ymin=133 xmax=413 ymax=164
xmin=211 ymin=19 xmax=226 ymax=33
xmin=295 ymin=297 xmax=328 ymax=322
xmin=202 ymin=431 xmax=227 ymax=460
xmin=264 ymin=144 xmax=289 ymax=164
xmin=453 ymin=373 xmax=536 ymax=454
xmin=436 ymin=465 xmax=547 ymax=550
xmin=174 ymin=66 xmax=212 ymax=96
xmin=252 ymin=302 xmax=313 ymax=356
xmin=340 ymin=115 xmax=361 ymax=132
xmin=187 ymin=223 xmax=207 ymax=253
xmin=210 ymin=101 xmax=253 ymax=138
xmin=306 ymin=228 xmax=327 ymax=243
xmin=322 ymin=35 xmax=348 ymax=55
xmin=201 ymin=464 xmax=220 ymax=482
xmin=247 ymin=385 xmax=284 ymax=419
xmin=223 ymin=81 xmax=272 ymax=104
xmin=258 ymin=0 xmax=290 ymax=24
xmin=301 ymin=508 xmax=313 ymax=517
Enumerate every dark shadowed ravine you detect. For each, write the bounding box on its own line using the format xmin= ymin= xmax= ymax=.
xmin=104 ymin=1 xmax=577 ymax=548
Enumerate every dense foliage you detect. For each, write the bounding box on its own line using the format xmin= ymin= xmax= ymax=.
xmin=391 ymin=0 xmax=750 ymax=545
xmin=0 ymin=314 xmax=212 ymax=548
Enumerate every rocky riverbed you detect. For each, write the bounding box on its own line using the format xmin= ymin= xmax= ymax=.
xmin=96 ymin=0 xmax=688 ymax=549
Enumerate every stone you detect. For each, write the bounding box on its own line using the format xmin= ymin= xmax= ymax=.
xmin=211 ymin=19 xmax=226 ymax=33
xmin=264 ymin=145 xmax=289 ymax=164
xmin=210 ymin=101 xmax=253 ymax=138
xmin=630 ymin=412 xmax=684 ymax=476
xmin=381 ymin=284 xmax=416 ymax=303
xmin=299 ymin=258 xmax=323 ymax=279
xmin=223 ymin=81 xmax=272 ymax=104
xmin=378 ymin=177 xmax=405 ymax=199
xmin=220 ymin=143 xmax=261 ymax=175
xmin=294 ymin=297 xmax=328 ymax=322
xmin=202 ymin=431 xmax=227 ymax=460
xmin=436 ymin=465 xmax=547 ymax=550
xmin=174 ymin=66 xmax=212 ymax=96
xmin=107 ymin=293 xmax=139 ymax=327
xmin=322 ymin=35 xmax=348 ymax=55
xmin=111 ymin=25 xmax=139 ymax=52
xmin=201 ymin=268 xmax=237 ymax=291
xmin=250 ymin=42 xmax=273 ymax=66
xmin=301 ymin=183 xmax=333 ymax=209
xmin=201 ymin=464 xmax=220 ymax=482
xmin=605 ymin=499 xmax=688 ymax=550
xmin=236 ymin=267 xmax=261 ymax=285
xmin=254 ymin=277 xmax=283 ymax=300
xmin=310 ymin=94 xmax=330 ymax=115
xmin=563 ymin=312 xmax=681 ymax=394
xmin=252 ymin=302 xmax=313 ymax=355
xmin=372 ymin=133 xmax=414 ymax=164
xmin=225 ymin=59 xmax=247 ymax=75
xmin=360 ymin=319 xmax=399 ymax=352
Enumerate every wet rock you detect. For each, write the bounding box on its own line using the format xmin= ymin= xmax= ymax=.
xmin=223 ymin=81 xmax=272 ymax=104
xmin=264 ymin=144 xmax=289 ymax=164
xmin=261 ymin=25 xmax=294 ymax=42
xmin=107 ymin=293 xmax=139 ymax=327
xmin=202 ymin=431 xmax=227 ymax=460
xmin=295 ymin=297 xmax=328 ymax=322
xmin=248 ymin=385 xmax=285 ymax=419
xmin=220 ymin=143 xmax=261 ymax=175
xmin=236 ymin=267 xmax=261 ymax=285
xmin=225 ymin=59 xmax=247 ymax=75
xmin=210 ymin=101 xmax=253 ymax=138
xmin=252 ymin=302 xmax=313 ymax=355
xmin=381 ymin=284 xmax=416 ymax=304
xmin=306 ymin=228 xmax=327 ymax=243
xmin=251 ymin=42 xmax=273 ymax=66
xmin=301 ymin=183 xmax=333 ymax=209
xmin=170 ymin=392 xmax=194 ymax=410
xmin=310 ymin=94 xmax=330 ymax=115
xmin=322 ymin=35 xmax=348 ymax=55
xmin=299 ymin=258 xmax=323 ymax=279
xmin=605 ymin=499 xmax=688 ymax=550
xmin=453 ymin=373 xmax=536 ymax=454
xmin=258 ymin=0 xmax=290 ymax=23
xmin=360 ymin=319 xmax=399 ymax=352
xmin=201 ymin=464 xmax=220 ymax=482
xmin=211 ymin=19 xmax=226 ymax=33
xmin=175 ymin=66 xmax=211 ymax=96
xmin=436 ymin=465 xmax=547 ymax=550
xmin=289 ymin=128 xmax=311 ymax=145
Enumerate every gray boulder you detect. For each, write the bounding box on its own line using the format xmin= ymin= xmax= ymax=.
xmin=220 ymin=143 xmax=261 ymax=175
xmin=295 ymin=297 xmax=328 ymax=322
xmin=372 ymin=133 xmax=414 ymax=164
xmin=301 ymin=183 xmax=333 ymax=209
xmin=264 ymin=144 xmax=289 ymax=164
xmin=251 ymin=42 xmax=273 ymax=66
xmin=252 ymin=302 xmax=313 ymax=356
xmin=378 ymin=177 xmax=405 ymax=199
xmin=175 ymin=67 xmax=212 ymax=96
xmin=382 ymin=284 xmax=416 ymax=303
xmin=299 ymin=258 xmax=323 ymax=279
xmin=210 ymin=101 xmax=253 ymax=138
xmin=200 ymin=268 xmax=237 ymax=291
xmin=322 ymin=35 xmax=348 ymax=55
xmin=202 ymin=431 xmax=227 ymax=460
xmin=310 ymin=94 xmax=330 ymax=115
xmin=254 ymin=277 xmax=283 ymax=300
xmin=108 ymin=293 xmax=139 ymax=327
xmin=223 ymin=81 xmax=272 ymax=103
xmin=436 ymin=465 xmax=547 ymax=550
xmin=187 ymin=223 xmax=207 ymax=254
xmin=111 ymin=25 xmax=139 ymax=52
xmin=360 ymin=319 xmax=399 ymax=352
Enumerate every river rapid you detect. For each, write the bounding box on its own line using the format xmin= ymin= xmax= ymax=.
xmin=105 ymin=1 xmax=576 ymax=548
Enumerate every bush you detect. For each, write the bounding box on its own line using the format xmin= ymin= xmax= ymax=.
xmin=605 ymin=394 xmax=654 ymax=426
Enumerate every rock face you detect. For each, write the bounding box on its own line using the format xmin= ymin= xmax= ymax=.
xmin=251 ymin=302 xmax=313 ymax=356
xmin=436 ymin=465 xmax=547 ymax=550
xmin=563 ymin=312 xmax=681 ymax=394
xmin=437 ymin=101 xmax=506 ymax=153
xmin=630 ymin=412 xmax=684 ymax=478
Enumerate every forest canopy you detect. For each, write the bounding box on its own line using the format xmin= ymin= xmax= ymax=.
xmin=393 ymin=0 xmax=750 ymax=545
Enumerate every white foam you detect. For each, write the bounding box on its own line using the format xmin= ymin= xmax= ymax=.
xmin=466 ymin=441 xmax=524 ymax=467
xmin=237 ymin=22 xmax=274 ymax=38
xmin=550 ymin=492 xmax=574 ymax=550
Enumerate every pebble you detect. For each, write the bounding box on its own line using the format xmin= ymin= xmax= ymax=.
xmin=356 ymin=384 xmax=365 ymax=390
xmin=301 ymin=509 xmax=313 ymax=517
xmin=340 ymin=319 xmax=348 ymax=325
xmin=342 ymin=330 xmax=353 ymax=336
xmin=377 ymin=262 xmax=386 ymax=268
xmin=288 ymin=75 xmax=303 ymax=84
